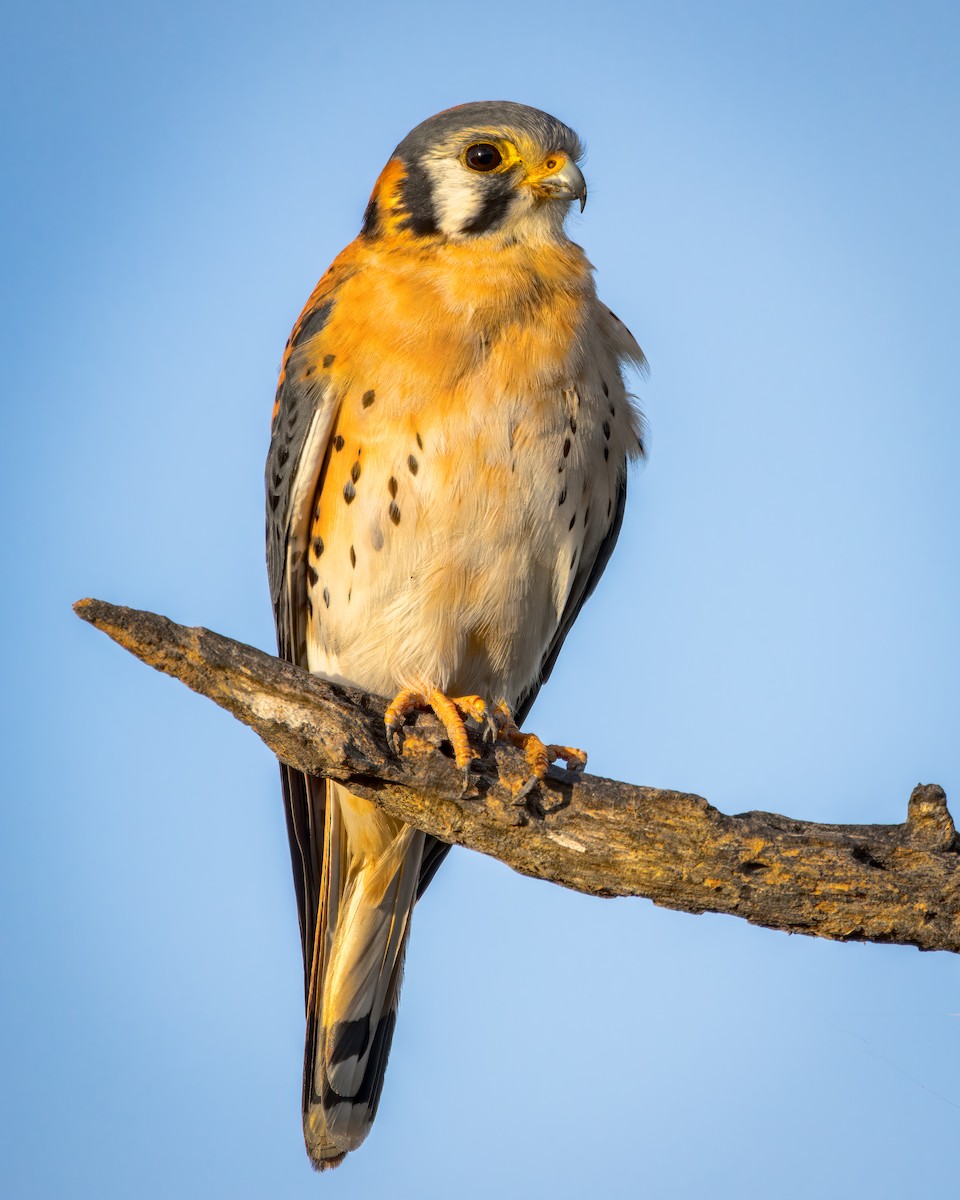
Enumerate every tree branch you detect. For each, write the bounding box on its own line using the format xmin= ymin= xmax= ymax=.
xmin=73 ymin=597 xmax=960 ymax=954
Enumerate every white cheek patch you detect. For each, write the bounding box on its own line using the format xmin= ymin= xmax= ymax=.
xmin=421 ymin=157 xmax=485 ymax=236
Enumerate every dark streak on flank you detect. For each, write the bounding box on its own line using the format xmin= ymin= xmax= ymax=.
xmin=323 ymin=588 xmax=330 ymax=609
xmin=389 ymin=502 xmax=401 ymax=525
xmin=307 ymin=565 xmax=319 ymax=587
xmin=569 ymin=416 xmax=577 ymax=433
xmin=603 ymin=447 xmax=609 ymax=462
xmin=562 ymin=438 xmax=571 ymax=458
xmin=388 ymin=477 xmax=398 ymax=498
xmin=350 ymin=545 xmax=356 ymax=568
xmin=313 ymin=537 xmax=324 ymax=557
xmin=351 ymin=460 xmax=361 ymax=483
xmin=334 ymin=435 xmax=345 ymax=452
xmin=344 ymin=481 xmax=356 ymax=503
xmin=362 ymin=390 xmax=376 ymax=408
xmin=602 ymin=380 xmax=609 ymax=397
xmin=407 ymin=455 xmax=418 ymax=475
xmin=416 ymin=432 xmax=423 ymax=450
xmin=602 ymin=420 xmax=611 ymax=440
xmin=295 ymin=301 xmax=333 ymax=345
xmin=558 ymin=488 xmax=567 ymax=506
xmin=568 ymin=513 xmax=576 ymax=531
xmin=323 ymin=354 xmax=336 ymax=368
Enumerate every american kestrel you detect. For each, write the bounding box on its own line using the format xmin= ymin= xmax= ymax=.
xmin=265 ymin=101 xmax=645 ymax=1169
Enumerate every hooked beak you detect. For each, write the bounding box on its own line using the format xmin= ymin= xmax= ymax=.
xmin=526 ymin=155 xmax=588 ymax=212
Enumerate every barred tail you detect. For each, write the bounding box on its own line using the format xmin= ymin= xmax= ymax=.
xmin=302 ymin=780 xmax=425 ymax=1169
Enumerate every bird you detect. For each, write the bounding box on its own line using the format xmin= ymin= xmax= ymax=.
xmin=265 ymin=100 xmax=646 ymax=1170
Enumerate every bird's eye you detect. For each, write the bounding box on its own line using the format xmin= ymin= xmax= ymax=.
xmin=464 ymin=143 xmax=503 ymax=172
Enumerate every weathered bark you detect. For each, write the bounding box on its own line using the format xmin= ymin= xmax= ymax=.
xmin=74 ymin=597 xmax=960 ymax=954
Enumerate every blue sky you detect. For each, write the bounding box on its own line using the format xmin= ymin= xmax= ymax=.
xmin=3 ymin=2 xmax=959 ymax=1196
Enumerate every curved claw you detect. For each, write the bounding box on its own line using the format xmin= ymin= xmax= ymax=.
xmin=383 ymin=687 xmax=483 ymax=772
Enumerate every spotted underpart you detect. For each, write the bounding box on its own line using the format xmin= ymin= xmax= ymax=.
xmin=265 ymin=100 xmax=646 ymax=1173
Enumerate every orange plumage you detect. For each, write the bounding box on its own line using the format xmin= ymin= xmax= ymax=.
xmin=265 ymin=101 xmax=645 ymax=1169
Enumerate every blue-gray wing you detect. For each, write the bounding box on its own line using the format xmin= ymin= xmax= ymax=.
xmin=265 ymin=297 xmax=341 ymax=990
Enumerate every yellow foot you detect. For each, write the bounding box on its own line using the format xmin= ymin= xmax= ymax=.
xmin=384 ymin=688 xmax=493 ymax=772
xmin=493 ymin=703 xmax=588 ymax=780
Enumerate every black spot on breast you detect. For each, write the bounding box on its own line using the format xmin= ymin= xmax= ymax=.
xmin=351 ymin=460 xmax=361 ymax=483
xmin=323 ymin=354 xmax=336 ymax=368
xmin=562 ymin=438 xmax=571 ymax=458
xmin=407 ymin=455 xmax=418 ymax=475
xmin=602 ymin=380 xmax=609 ymax=397
xmin=416 ymin=432 xmax=423 ymax=450
xmin=568 ymin=513 xmax=576 ymax=531
xmin=362 ymin=390 xmax=375 ymax=408
xmin=558 ymin=488 xmax=567 ymax=506
xmin=334 ymin=435 xmax=345 ymax=452
xmin=584 ymin=506 xmax=590 ymax=524
xmin=603 ymin=447 xmax=609 ymax=462
xmin=349 ymin=545 xmax=356 ymax=568
xmin=323 ymin=588 xmax=330 ymax=608
xmin=388 ymin=477 xmax=398 ymax=498
xmin=569 ymin=416 xmax=577 ymax=434
xmin=603 ymin=421 xmax=611 ymax=440
xmin=570 ymin=551 xmax=577 ymax=571
xmin=307 ymin=565 xmax=319 ymax=586
xmin=344 ymin=481 xmax=356 ymax=503
xmin=389 ymin=502 xmax=401 ymax=525
xmin=305 ymin=367 xmax=314 ymax=378
xmin=312 ymin=537 xmax=324 ymax=557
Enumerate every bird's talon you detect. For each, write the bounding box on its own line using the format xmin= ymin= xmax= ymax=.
xmin=514 ymin=775 xmax=541 ymax=803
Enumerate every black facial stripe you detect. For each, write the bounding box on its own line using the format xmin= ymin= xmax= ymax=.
xmin=398 ymin=158 xmax=439 ymax=236
xmin=361 ymin=197 xmax=380 ymax=237
xmin=460 ymin=185 xmax=513 ymax=235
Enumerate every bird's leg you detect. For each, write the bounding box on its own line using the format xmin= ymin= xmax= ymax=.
xmin=384 ymin=688 xmax=495 ymax=773
xmin=492 ymin=703 xmax=588 ymax=779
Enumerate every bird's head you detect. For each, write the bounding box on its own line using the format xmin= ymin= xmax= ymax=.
xmin=361 ymin=101 xmax=586 ymax=244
